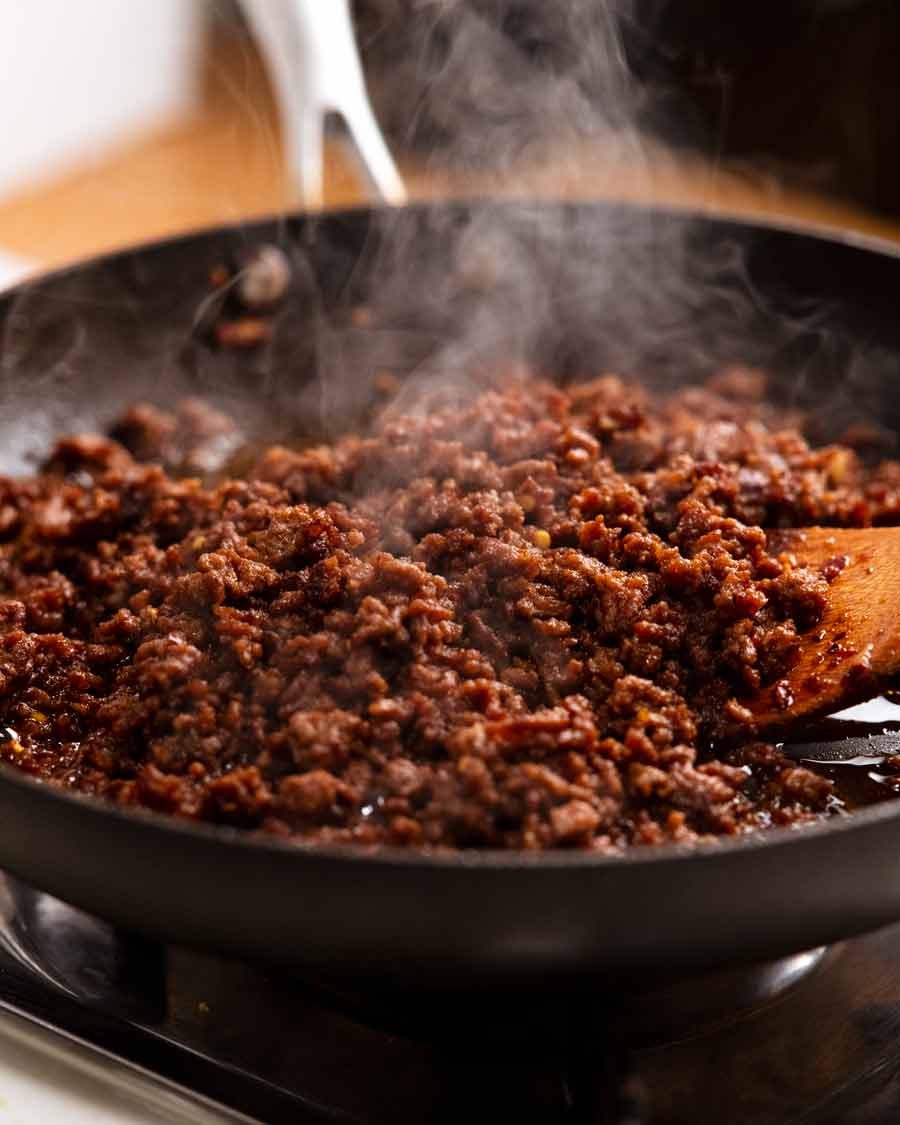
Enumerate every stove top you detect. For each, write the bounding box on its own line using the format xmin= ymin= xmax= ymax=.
xmin=2 ymin=874 xmax=900 ymax=1123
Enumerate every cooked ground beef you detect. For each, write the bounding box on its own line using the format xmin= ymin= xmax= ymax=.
xmin=1 ymin=370 xmax=897 ymax=852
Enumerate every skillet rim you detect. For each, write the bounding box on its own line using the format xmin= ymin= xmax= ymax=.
xmin=3 ymin=197 xmax=900 ymax=874
xmin=4 ymin=729 xmax=900 ymax=873
xmin=5 ymin=195 xmax=900 ymax=298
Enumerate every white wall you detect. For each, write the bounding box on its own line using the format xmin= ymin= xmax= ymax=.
xmin=0 ymin=0 xmax=203 ymax=196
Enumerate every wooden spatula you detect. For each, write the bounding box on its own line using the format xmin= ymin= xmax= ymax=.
xmin=750 ymin=527 xmax=900 ymax=731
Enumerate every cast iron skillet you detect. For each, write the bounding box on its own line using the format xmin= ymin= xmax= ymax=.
xmin=2 ymin=201 xmax=900 ymax=987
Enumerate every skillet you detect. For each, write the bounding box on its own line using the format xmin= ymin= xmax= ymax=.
xmin=2 ymin=200 xmax=900 ymax=987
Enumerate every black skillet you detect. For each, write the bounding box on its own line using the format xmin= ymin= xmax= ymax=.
xmin=2 ymin=200 xmax=900 ymax=988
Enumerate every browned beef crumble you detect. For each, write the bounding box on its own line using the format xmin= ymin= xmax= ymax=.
xmin=1 ymin=372 xmax=898 ymax=852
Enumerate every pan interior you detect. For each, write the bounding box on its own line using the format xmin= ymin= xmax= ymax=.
xmin=1 ymin=206 xmax=900 ymax=982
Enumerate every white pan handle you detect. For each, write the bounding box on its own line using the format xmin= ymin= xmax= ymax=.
xmin=239 ymin=0 xmax=406 ymax=209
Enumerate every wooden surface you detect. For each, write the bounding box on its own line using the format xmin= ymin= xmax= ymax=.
xmin=1 ymin=29 xmax=900 ymax=272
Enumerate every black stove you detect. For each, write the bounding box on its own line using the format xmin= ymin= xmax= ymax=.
xmin=2 ymin=874 xmax=900 ymax=1123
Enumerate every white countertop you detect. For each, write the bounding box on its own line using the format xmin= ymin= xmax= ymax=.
xmin=0 ymin=253 xmax=32 ymax=293
xmin=0 ymin=1005 xmax=246 ymax=1124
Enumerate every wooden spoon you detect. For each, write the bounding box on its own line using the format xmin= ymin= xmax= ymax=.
xmin=750 ymin=527 xmax=900 ymax=731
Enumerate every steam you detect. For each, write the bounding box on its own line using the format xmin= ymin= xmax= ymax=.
xmin=327 ymin=3 xmax=747 ymax=411
xmin=286 ymin=2 xmax=691 ymax=429
xmin=356 ymin=0 xmax=646 ymax=170
xmin=0 ymin=2 xmax=898 ymax=475
xmin=330 ymin=0 xmax=900 ymax=451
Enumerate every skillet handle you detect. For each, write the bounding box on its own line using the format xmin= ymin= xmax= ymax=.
xmin=238 ymin=0 xmax=407 ymax=209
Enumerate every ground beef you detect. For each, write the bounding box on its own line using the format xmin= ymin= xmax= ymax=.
xmin=0 ymin=372 xmax=894 ymax=852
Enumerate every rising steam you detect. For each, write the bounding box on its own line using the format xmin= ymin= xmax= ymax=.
xmin=0 ymin=2 xmax=897 ymax=474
